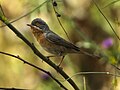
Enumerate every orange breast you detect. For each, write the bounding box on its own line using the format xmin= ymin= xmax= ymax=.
xmin=37 ymin=33 xmax=52 ymax=47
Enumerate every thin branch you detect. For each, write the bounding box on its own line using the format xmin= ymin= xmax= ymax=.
xmin=0 ymin=51 xmax=67 ymax=90
xmin=51 ymin=0 xmax=71 ymax=42
xmin=83 ymin=76 xmax=86 ymax=90
xmin=0 ymin=0 xmax=50 ymax=28
xmin=63 ymin=71 xmax=120 ymax=82
xmin=92 ymin=0 xmax=120 ymax=41
xmin=0 ymin=4 xmax=5 ymax=17
xmin=0 ymin=87 xmax=27 ymax=90
xmin=103 ymin=0 xmax=120 ymax=9
xmin=0 ymin=15 xmax=79 ymax=90
xmin=111 ymin=64 xmax=120 ymax=71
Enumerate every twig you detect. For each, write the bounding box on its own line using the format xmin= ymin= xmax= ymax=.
xmin=0 ymin=51 xmax=67 ymax=90
xmin=0 ymin=15 xmax=79 ymax=90
xmin=0 ymin=87 xmax=27 ymax=90
xmin=83 ymin=76 xmax=86 ymax=90
xmin=0 ymin=4 xmax=5 ymax=17
xmin=103 ymin=0 xmax=120 ymax=9
xmin=51 ymin=0 xmax=71 ymax=42
xmin=111 ymin=64 xmax=120 ymax=71
xmin=63 ymin=71 xmax=120 ymax=82
xmin=92 ymin=0 xmax=120 ymax=41
xmin=0 ymin=0 xmax=50 ymax=28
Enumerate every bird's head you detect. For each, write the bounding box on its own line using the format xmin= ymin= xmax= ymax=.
xmin=27 ymin=18 xmax=49 ymax=33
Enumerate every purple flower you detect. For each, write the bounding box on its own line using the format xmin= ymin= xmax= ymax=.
xmin=41 ymin=73 xmax=50 ymax=81
xmin=101 ymin=38 xmax=113 ymax=49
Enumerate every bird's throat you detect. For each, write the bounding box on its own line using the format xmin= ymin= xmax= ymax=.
xmin=32 ymin=29 xmax=43 ymax=41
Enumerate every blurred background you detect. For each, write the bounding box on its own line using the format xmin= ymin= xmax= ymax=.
xmin=0 ymin=0 xmax=120 ymax=90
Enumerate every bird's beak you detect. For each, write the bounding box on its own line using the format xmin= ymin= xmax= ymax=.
xmin=27 ymin=24 xmax=43 ymax=32
xmin=27 ymin=24 xmax=35 ymax=30
xmin=27 ymin=24 xmax=39 ymax=29
xmin=27 ymin=24 xmax=33 ymax=27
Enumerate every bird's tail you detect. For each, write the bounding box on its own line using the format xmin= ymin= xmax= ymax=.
xmin=78 ymin=50 xmax=101 ymax=59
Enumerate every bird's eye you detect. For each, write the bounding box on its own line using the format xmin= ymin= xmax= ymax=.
xmin=35 ymin=22 xmax=41 ymax=27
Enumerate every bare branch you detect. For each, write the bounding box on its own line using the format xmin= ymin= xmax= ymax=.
xmin=103 ymin=0 xmax=120 ymax=9
xmin=0 ymin=51 xmax=68 ymax=90
xmin=111 ymin=64 xmax=120 ymax=71
xmin=0 ymin=87 xmax=27 ymax=90
xmin=0 ymin=4 xmax=5 ymax=17
xmin=63 ymin=71 xmax=120 ymax=82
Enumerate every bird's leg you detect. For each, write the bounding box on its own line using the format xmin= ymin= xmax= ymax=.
xmin=58 ymin=56 xmax=65 ymax=67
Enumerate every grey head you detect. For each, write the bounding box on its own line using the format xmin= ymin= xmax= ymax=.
xmin=31 ymin=18 xmax=50 ymax=32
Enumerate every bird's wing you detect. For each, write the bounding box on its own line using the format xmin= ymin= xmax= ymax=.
xmin=45 ymin=31 xmax=80 ymax=51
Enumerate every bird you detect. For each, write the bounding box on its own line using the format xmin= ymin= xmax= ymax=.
xmin=27 ymin=18 xmax=100 ymax=66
